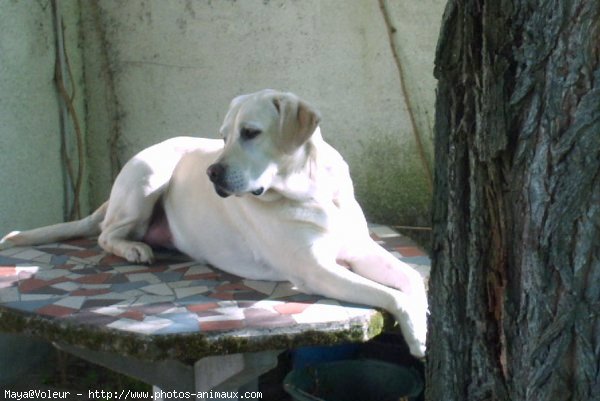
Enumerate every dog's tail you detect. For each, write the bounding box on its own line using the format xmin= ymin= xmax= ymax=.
xmin=0 ymin=202 xmax=108 ymax=250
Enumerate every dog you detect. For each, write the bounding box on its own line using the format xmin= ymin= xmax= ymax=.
xmin=0 ymin=89 xmax=427 ymax=357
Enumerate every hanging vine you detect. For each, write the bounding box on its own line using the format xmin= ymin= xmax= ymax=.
xmin=377 ymin=0 xmax=433 ymax=192
xmin=52 ymin=0 xmax=84 ymax=220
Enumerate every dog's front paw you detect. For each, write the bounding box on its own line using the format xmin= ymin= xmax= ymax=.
xmin=406 ymin=335 xmax=426 ymax=359
xmin=123 ymin=243 xmax=154 ymax=264
xmin=393 ymin=302 xmax=427 ymax=359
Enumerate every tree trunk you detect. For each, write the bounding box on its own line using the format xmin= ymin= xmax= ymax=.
xmin=427 ymin=1 xmax=600 ymax=400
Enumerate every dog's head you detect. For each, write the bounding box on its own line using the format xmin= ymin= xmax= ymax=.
xmin=207 ymin=89 xmax=321 ymax=198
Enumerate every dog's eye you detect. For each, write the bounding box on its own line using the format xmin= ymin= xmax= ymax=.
xmin=240 ymin=127 xmax=261 ymax=140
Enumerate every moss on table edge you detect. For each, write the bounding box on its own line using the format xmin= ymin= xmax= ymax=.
xmin=0 ymin=306 xmax=390 ymax=364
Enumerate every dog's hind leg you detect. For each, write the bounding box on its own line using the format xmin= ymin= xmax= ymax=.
xmin=98 ymin=191 xmax=161 ymax=264
xmin=0 ymin=202 xmax=108 ymax=249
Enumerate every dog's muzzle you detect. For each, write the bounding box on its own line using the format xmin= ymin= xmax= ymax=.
xmin=206 ymin=163 xmax=264 ymax=198
xmin=206 ymin=163 xmax=230 ymax=198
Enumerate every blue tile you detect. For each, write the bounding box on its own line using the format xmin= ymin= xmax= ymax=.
xmin=50 ymin=255 xmax=71 ymax=265
xmin=4 ymin=299 xmax=55 ymax=313
xmin=153 ymin=313 xmax=199 ymax=334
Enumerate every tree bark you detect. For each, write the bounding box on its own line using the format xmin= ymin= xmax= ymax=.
xmin=427 ymin=1 xmax=600 ymax=400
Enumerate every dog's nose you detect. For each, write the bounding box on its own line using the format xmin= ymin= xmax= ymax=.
xmin=206 ymin=163 xmax=225 ymax=183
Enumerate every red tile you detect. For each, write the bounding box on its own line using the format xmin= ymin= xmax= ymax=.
xmin=211 ymin=292 xmax=235 ymax=300
xmin=245 ymin=308 xmax=295 ymax=328
xmin=118 ymin=310 xmax=145 ymax=321
xmin=99 ymin=254 xmax=127 ymax=265
xmin=19 ymin=278 xmax=50 ymax=293
xmin=186 ymin=273 xmax=221 ymax=280
xmin=37 ymin=304 xmax=76 ymax=317
xmin=64 ymin=238 xmax=97 ymax=247
xmin=0 ymin=267 xmax=17 ymax=277
xmin=215 ymin=283 xmax=251 ymax=292
xmin=135 ymin=267 xmax=167 ymax=274
xmin=200 ymin=319 xmax=245 ymax=332
xmin=187 ymin=302 xmax=220 ymax=313
xmin=68 ymin=249 xmax=100 ymax=258
xmin=274 ymin=302 xmax=312 ymax=315
xmin=395 ymin=246 xmax=426 ymax=257
xmin=75 ymin=272 xmax=112 ymax=284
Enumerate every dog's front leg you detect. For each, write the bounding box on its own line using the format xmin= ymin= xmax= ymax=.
xmin=340 ymin=239 xmax=428 ymax=303
xmin=290 ymin=244 xmax=426 ymax=358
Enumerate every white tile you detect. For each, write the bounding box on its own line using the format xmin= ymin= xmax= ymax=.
xmin=52 ymin=281 xmax=81 ymax=292
xmin=0 ymin=287 xmax=19 ymax=302
xmin=135 ymin=295 xmax=173 ymax=305
xmin=84 ymin=254 xmax=105 ymax=264
xmin=88 ymin=293 xmax=130 ymax=301
xmin=54 ymin=296 xmax=86 ymax=310
xmin=93 ymin=305 xmax=126 ymax=316
xmin=33 ymin=254 xmax=53 ymax=264
xmin=251 ymin=300 xmax=282 ymax=312
xmin=293 ymin=301 xmax=350 ymax=324
xmin=184 ymin=265 xmax=214 ymax=275
xmin=113 ymin=265 xmax=148 ymax=274
xmin=20 ymin=294 xmax=57 ymax=302
xmin=160 ymin=306 xmax=188 ymax=315
xmin=51 ymin=243 xmax=84 ymax=250
xmin=108 ymin=317 xmax=172 ymax=334
xmin=127 ymin=273 xmax=161 ymax=284
xmin=34 ymin=269 xmax=70 ymax=280
xmin=14 ymin=266 xmax=40 ymax=279
xmin=15 ymin=265 xmax=43 ymax=276
xmin=141 ymin=283 xmax=173 ymax=296
xmin=80 ymin=284 xmax=111 ymax=289
xmin=12 ymin=249 xmax=47 ymax=260
xmin=174 ymin=285 xmax=209 ymax=299
xmin=243 ymin=280 xmax=277 ymax=295
xmin=169 ymin=281 xmax=194 ymax=288
xmin=197 ymin=308 xmax=244 ymax=322
xmin=68 ymin=257 xmax=96 ymax=265
xmin=270 ymin=282 xmax=301 ymax=299
xmin=0 ymin=246 xmax=30 ymax=257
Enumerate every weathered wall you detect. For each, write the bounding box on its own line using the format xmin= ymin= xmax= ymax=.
xmin=1 ymin=1 xmax=60 ymax=233
xmin=0 ymin=0 xmax=86 ymax=384
xmin=0 ymin=0 xmax=87 ymax=233
xmin=81 ymin=0 xmax=444 ymax=228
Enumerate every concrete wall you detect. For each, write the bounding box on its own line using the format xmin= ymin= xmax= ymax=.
xmin=0 ymin=0 xmax=85 ymax=384
xmin=81 ymin=0 xmax=445 ymax=228
xmin=0 ymin=0 xmax=87 ymax=234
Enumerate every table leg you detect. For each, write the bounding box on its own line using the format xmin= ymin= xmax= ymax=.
xmin=55 ymin=343 xmax=281 ymax=401
xmin=193 ymin=351 xmax=282 ymax=400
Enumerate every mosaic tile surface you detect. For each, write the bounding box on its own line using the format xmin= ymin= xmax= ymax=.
xmin=0 ymin=225 xmax=429 ymax=359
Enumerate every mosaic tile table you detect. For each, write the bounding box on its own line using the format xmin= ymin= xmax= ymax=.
xmin=0 ymin=224 xmax=429 ymax=399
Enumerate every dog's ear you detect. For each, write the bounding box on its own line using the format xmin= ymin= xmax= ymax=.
xmin=272 ymin=93 xmax=321 ymax=153
xmin=220 ymin=93 xmax=253 ymax=139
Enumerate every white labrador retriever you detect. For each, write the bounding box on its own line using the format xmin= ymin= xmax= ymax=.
xmin=0 ymin=89 xmax=427 ymax=357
